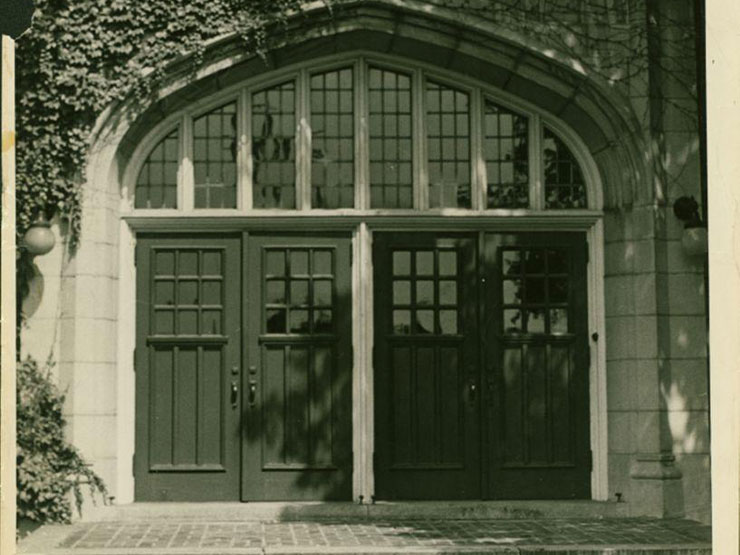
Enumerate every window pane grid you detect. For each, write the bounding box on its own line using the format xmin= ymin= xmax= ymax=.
xmin=133 ymin=62 xmax=591 ymax=215
xmin=426 ymin=81 xmax=471 ymax=209
xmin=543 ymin=127 xmax=587 ymax=209
xmin=193 ymin=103 xmax=237 ymax=209
xmin=500 ymin=247 xmax=570 ymax=334
xmin=310 ymin=68 xmax=354 ymax=209
xmin=484 ymin=99 xmax=529 ymax=208
xmin=264 ymin=248 xmax=335 ymax=334
xmin=391 ymin=248 xmax=459 ymax=336
xmin=252 ymin=81 xmax=297 ymax=209
xmin=136 ymin=129 xmax=179 ymax=209
xmin=369 ymin=67 xmax=413 ymax=209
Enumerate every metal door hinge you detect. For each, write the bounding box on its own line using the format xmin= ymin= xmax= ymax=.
xmin=132 ymin=453 xmax=136 ymax=475
xmin=588 ymin=450 xmax=593 ymax=471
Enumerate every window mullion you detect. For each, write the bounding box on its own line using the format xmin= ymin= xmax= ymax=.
xmin=413 ymin=68 xmax=428 ymax=210
xmin=298 ymin=69 xmax=311 ymax=210
xmin=181 ymin=114 xmax=194 ymax=212
xmin=239 ymin=88 xmax=253 ymax=211
xmin=356 ymin=58 xmax=369 ymax=210
xmin=471 ymin=88 xmax=485 ymax=211
xmin=530 ymin=113 xmax=543 ymax=210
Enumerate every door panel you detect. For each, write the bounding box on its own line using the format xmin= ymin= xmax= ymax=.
xmin=374 ymin=234 xmax=480 ymax=500
xmin=135 ymin=235 xmax=241 ymax=501
xmin=242 ymin=235 xmax=352 ymax=500
xmin=484 ymin=233 xmax=590 ymax=499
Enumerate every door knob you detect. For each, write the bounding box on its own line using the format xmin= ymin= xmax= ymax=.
xmin=230 ymin=381 xmax=238 ymax=408
xmin=248 ymin=380 xmax=257 ymax=407
xmin=468 ymin=381 xmax=477 ymax=405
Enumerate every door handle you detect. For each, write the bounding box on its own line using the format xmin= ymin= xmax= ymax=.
xmin=248 ymin=380 xmax=257 ymax=407
xmin=230 ymin=381 xmax=238 ymax=408
xmin=468 ymin=381 xmax=477 ymax=406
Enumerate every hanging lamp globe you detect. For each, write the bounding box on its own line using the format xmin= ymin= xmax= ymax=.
xmin=23 ymin=217 xmax=56 ymax=256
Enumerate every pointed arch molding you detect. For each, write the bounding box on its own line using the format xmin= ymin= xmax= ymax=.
xmin=92 ymin=0 xmax=646 ymax=211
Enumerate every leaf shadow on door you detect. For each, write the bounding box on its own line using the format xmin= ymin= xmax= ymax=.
xmin=241 ymin=328 xmax=353 ymax=501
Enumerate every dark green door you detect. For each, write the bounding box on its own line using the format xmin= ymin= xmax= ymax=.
xmin=374 ymin=233 xmax=481 ymax=499
xmin=374 ymin=232 xmax=590 ymax=500
xmin=135 ymin=235 xmax=241 ymax=501
xmin=483 ymin=233 xmax=591 ymax=499
xmin=242 ymin=235 xmax=353 ymax=500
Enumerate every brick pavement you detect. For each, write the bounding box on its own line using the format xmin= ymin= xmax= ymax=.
xmin=18 ymin=518 xmax=712 ymax=554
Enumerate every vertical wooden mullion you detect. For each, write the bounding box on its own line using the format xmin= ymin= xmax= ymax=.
xmin=530 ymin=113 xmax=543 ymax=210
xmin=413 ymin=69 xmax=428 ymax=210
xmin=239 ymin=88 xmax=253 ymax=211
xmin=181 ymin=114 xmax=194 ymax=212
xmin=172 ymin=344 xmax=179 ymax=465
xmin=356 ymin=59 xmax=369 ymax=210
xmin=196 ymin=344 xmax=203 ymax=465
xmin=471 ymin=88 xmax=485 ymax=211
xmin=521 ymin=343 xmax=529 ymax=466
xmin=298 ymin=69 xmax=312 ymax=210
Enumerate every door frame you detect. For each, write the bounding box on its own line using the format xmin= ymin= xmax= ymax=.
xmin=117 ymin=215 xmax=606 ymax=503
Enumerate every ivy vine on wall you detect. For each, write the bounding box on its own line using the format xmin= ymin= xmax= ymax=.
xmin=15 ymin=0 xmax=320 ymax=245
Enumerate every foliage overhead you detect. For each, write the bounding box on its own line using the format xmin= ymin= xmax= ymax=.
xmin=17 ymin=357 xmax=108 ymax=523
xmin=15 ymin=0 xmax=698 ymax=245
xmin=15 ymin=0 xmax=313 ymax=244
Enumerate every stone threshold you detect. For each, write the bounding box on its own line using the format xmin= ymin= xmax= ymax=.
xmin=81 ymin=500 xmax=631 ymax=522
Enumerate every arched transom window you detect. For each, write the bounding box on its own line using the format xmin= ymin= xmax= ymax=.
xmin=133 ymin=57 xmax=589 ymax=212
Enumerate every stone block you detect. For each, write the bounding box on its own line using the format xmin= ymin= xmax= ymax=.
xmin=604 ymin=275 xmax=635 ymax=316
xmin=64 ymin=362 xmax=118 ymax=415
xmin=605 ymin=316 xmax=636 ymax=360
xmin=662 ymin=359 xmax=709 ymax=411
xmin=666 ymin=239 xmax=705 ymax=273
xmin=65 ymin=415 xmax=117 ymax=460
xmin=633 ymin=274 xmax=657 ymax=315
xmin=607 ymin=453 xmax=632 ymax=501
xmin=662 ymin=409 xmax=710 ymax=455
xmin=674 ymin=453 xmax=712 ymax=524
xmin=608 ymin=411 xmax=634 ymax=453
xmin=604 ymin=241 xmax=634 ymax=276
xmin=666 ymin=273 xmax=706 ymax=315
xmin=632 ymin=239 xmax=657 ymax=273
xmin=634 ymin=359 xmax=661 ymax=410
xmin=633 ymin=316 xmax=659 ymax=359
xmin=634 ymin=410 xmax=661 ymax=453
xmin=64 ymin=317 xmax=117 ymax=364
xmin=75 ymin=275 xmax=119 ymax=320
xmin=606 ymin=360 xmax=637 ymax=411
xmin=667 ymin=315 xmax=708 ymax=359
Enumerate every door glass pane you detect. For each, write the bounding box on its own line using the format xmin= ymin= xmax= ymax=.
xmin=252 ymin=81 xmax=296 ymax=209
xmin=311 ymin=68 xmax=354 ymax=208
xmin=484 ymin=99 xmax=529 ymax=208
xmin=264 ymin=247 xmax=338 ymax=335
xmin=136 ymin=129 xmax=179 ymax=209
xmin=390 ymin=246 xmax=461 ymax=337
xmin=369 ymin=67 xmax=413 ymax=208
xmin=193 ymin=102 xmax=237 ymax=208
xmin=500 ymin=246 xmax=571 ymax=335
xmin=426 ymin=81 xmax=470 ymax=208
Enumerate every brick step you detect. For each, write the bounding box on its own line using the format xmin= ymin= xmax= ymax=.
xmin=81 ymin=501 xmax=630 ymax=522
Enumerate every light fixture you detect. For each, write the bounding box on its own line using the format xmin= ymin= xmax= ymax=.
xmin=22 ymin=216 xmax=56 ymax=256
xmin=672 ymin=196 xmax=707 ymax=256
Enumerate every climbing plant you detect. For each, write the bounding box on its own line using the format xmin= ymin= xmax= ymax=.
xmin=15 ymin=0 xmax=317 ymax=245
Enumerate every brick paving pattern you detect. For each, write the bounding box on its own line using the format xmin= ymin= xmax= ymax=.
xmin=48 ymin=518 xmax=710 ymax=552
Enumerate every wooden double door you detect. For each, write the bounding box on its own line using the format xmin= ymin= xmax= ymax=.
xmin=373 ymin=232 xmax=591 ymax=500
xmin=134 ymin=233 xmax=353 ymax=501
